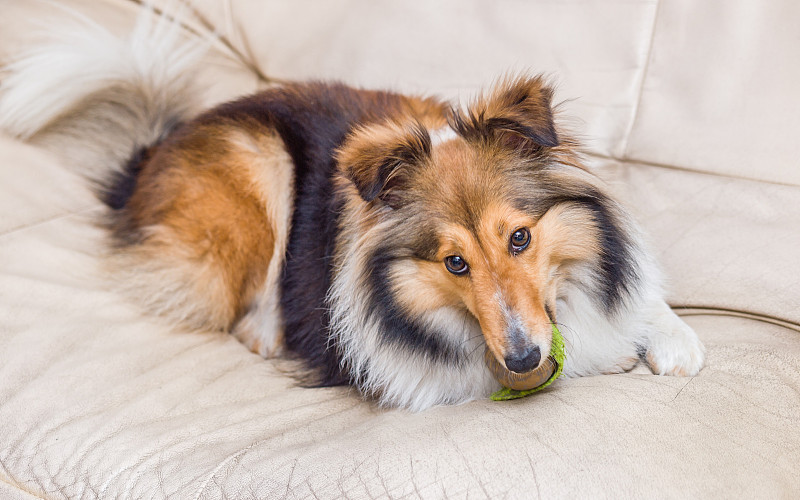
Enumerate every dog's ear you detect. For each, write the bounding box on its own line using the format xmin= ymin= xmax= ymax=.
xmin=337 ymin=121 xmax=430 ymax=207
xmin=454 ymin=75 xmax=559 ymax=150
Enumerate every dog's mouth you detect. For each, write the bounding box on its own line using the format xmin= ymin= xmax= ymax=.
xmin=484 ymin=347 xmax=558 ymax=391
xmin=483 ymin=323 xmax=565 ymax=392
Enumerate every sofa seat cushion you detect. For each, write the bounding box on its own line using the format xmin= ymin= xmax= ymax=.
xmin=1 ymin=137 xmax=798 ymax=497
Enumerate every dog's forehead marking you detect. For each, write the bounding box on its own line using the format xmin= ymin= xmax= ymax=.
xmin=428 ymin=125 xmax=458 ymax=147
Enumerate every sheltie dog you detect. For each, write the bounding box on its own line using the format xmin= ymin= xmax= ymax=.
xmin=0 ymin=10 xmax=704 ymax=410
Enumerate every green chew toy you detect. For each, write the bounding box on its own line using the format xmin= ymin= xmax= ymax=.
xmin=488 ymin=323 xmax=566 ymax=401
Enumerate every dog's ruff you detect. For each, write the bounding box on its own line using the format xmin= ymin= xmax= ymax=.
xmin=0 ymin=10 xmax=705 ymax=411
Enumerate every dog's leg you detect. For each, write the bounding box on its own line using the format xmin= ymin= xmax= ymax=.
xmin=641 ymin=299 xmax=705 ymax=376
xmin=556 ymin=290 xmax=644 ymax=377
xmin=224 ymin=129 xmax=295 ymax=358
xmin=108 ymin=122 xmax=295 ymax=349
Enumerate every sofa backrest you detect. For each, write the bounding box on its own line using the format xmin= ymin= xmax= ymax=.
xmin=173 ymin=0 xmax=800 ymax=186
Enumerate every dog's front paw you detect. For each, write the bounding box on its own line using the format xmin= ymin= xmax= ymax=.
xmin=645 ymin=314 xmax=705 ymax=376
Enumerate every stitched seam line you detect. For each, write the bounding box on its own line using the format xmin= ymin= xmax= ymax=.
xmin=0 ymin=475 xmax=45 ymax=500
xmin=585 ymin=151 xmax=800 ymax=189
xmin=619 ymin=0 xmax=661 ymax=159
xmin=0 ymin=206 xmax=101 ymax=240
xmin=672 ymin=306 xmax=800 ymax=334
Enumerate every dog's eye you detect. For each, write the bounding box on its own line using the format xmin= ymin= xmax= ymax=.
xmin=510 ymin=228 xmax=531 ymax=254
xmin=444 ymin=255 xmax=469 ymax=275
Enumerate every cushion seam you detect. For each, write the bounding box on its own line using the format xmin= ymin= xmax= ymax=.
xmin=673 ymin=306 xmax=800 ymax=334
xmin=618 ymin=0 xmax=661 ymax=158
xmin=586 ymin=151 xmax=800 ymax=189
xmin=0 ymin=206 xmax=101 ymax=240
xmin=0 ymin=475 xmax=45 ymax=500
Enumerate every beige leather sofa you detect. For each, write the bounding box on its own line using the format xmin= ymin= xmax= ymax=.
xmin=2 ymin=1 xmax=798 ymax=498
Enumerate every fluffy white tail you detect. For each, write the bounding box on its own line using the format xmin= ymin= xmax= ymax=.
xmin=0 ymin=4 xmax=206 ymax=178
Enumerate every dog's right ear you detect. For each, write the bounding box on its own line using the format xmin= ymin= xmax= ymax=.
xmin=453 ymin=74 xmax=559 ymax=151
xmin=337 ymin=121 xmax=431 ymax=208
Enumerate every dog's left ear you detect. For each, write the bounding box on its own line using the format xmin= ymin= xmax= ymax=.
xmin=337 ymin=121 xmax=430 ymax=207
xmin=456 ymin=75 xmax=559 ymax=149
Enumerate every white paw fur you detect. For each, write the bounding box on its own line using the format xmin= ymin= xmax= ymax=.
xmin=644 ymin=302 xmax=705 ymax=376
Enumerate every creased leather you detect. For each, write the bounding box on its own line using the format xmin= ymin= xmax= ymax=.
xmin=625 ymin=0 xmax=800 ymax=186
xmin=1 ymin=0 xmax=799 ymax=498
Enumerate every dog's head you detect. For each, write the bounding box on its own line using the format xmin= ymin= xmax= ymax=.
xmin=336 ymin=75 xmax=632 ymax=380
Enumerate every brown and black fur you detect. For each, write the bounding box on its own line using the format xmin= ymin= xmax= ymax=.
xmin=103 ymin=82 xmax=448 ymax=387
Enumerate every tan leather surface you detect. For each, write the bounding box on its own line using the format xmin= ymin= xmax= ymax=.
xmin=595 ymin=157 xmax=800 ymax=326
xmin=0 ymin=0 xmax=262 ymax=112
xmin=0 ymin=481 xmax=40 ymax=500
xmin=1 ymin=0 xmax=799 ymax=497
xmin=0 ymin=137 xmax=96 ymax=235
xmin=625 ymin=0 xmax=800 ymax=186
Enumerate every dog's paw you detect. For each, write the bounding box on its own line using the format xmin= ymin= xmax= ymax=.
xmin=231 ymin=308 xmax=283 ymax=358
xmin=644 ymin=314 xmax=705 ymax=376
xmin=602 ymin=355 xmax=640 ymax=374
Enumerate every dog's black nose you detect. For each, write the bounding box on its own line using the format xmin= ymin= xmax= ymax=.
xmin=504 ymin=345 xmax=542 ymax=373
